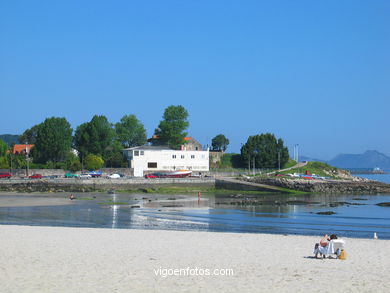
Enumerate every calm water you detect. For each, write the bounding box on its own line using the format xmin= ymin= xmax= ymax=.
xmin=1 ymin=191 xmax=389 ymax=239
xmin=358 ymin=170 xmax=390 ymax=184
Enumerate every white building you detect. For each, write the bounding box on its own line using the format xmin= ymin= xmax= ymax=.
xmin=123 ymin=146 xmax=209 ymax=177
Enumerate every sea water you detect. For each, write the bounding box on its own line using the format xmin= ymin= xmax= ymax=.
xmin=358 ymin=170 xmax=390 ymax=184
xmin=0 ymin=191 xmax=389 ymax=239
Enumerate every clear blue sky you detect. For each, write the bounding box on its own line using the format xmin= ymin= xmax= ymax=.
xmin=1 ymin=0 xmax=389 ymax=160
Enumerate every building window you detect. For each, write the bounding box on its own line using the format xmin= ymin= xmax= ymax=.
xmin=148 ymin=162 xmax=157 ymax=168
xmin=181 ymin=155 xmax=185 ymax=159
xmin=134 ymin=150 xmax=139 ymax=156
xmin=172 ymin=155 xmax=176 ymax=159
xmin=191 ymin=155 xmax=195 ymax=159
xmin=141 ymin=151 xmax=144 ymax=155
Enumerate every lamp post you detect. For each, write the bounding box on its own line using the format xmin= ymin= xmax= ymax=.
xmin=248 ymin=154 xmax=250 ymax=175
xmin=253 ymin=150 xmax=259 ymax=175
xmin=25 ymin=142 xmax=30 ymax=177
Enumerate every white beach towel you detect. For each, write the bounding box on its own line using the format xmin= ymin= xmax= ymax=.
xmin=316 ymin=239 xmax=346 ymax=256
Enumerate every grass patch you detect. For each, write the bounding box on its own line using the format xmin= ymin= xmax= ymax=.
xmin=279 ymin=161 xmax=341 ymax=178
xmin=98 ymin=199 xmax=128 ymax=205
xmin=115 ymin=186 xmax=301 ymax=196
xmin=282 ymin=158 xmax=297 ymax=169
xmin=98 ymin=202 xmax=128 ymax=205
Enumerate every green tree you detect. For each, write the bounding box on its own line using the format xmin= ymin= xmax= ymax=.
xmin=115 ymin=114 xmax=147 ymax=148
xmin=0 ymin=157 xmax=9 ymax=168
xmin=64 ymin=153 xmax=82 ymax=172
xmin=104 ymin=141 xmax=126 ymax=167
xmin=33 ymin=117 xmax=73 ymax=163
xmin=84 ymin=154 xmax=104 ymax=170
xmin=19 ymin=124 xmax=42 ymax=144
xmin=8 ymin=154 xmax=26 ymax=169
xmin=73 ymin=122 xmax=89 ymax=159
xmin=240 ymin=133 xmax=289 ymax=169
xmin=211 ymin=134 xmax=230 ymax=152
xmin=74 ymin=115 xmax=114 ymax=159
xmin=0 ymin=139 xmax=8 ymax=157
xmin=153 ymin=105 xmax=189 ymax=149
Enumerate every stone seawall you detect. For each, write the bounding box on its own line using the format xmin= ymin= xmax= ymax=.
xmin=0 ymin=168 xmax=134 ymax=177
xmin=0 ymin=178 xmax=215 ymax=193
xmin=252 ymin=177 xmax=390 ymax=194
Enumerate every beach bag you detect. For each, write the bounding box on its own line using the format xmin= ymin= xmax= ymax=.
xmin=338 ymin=249 xmax=347 ymax=260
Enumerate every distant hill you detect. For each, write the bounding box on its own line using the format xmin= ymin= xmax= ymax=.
xmin=0 ymin=134 xmax=20 ymax=146
xmin=327 ymin=150 xmax=390 ymax=169
xmin=299 ymin=156 xmax=326 ymax=163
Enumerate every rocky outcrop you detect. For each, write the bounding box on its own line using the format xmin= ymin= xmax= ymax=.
xmin=251 ymin=177 xmax=390 ymax=194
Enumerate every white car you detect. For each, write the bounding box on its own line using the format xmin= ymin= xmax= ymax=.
xmin=107 ymin=173 xmax=120 ymax=179
xmin=79 ymin=173 xmax=92 ymax=179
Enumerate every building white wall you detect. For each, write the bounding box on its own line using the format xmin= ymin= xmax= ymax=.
xmin=124 ymin=148 xmax=209 ymax=177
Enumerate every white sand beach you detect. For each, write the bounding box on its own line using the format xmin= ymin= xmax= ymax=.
xmin=0 ymin=225 xmax=389 ymax=293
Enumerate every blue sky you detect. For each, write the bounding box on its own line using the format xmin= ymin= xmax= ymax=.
xmin=1 ymin=0 xmax=389 ymax=160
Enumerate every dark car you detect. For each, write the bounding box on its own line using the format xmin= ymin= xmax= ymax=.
xmin=0 ymin=172 xmax=12 ymax=179
xmin=89 ymin=171 xmax=103 ymax=178
xmin=29 ymin=174 xmax=43 ymax=179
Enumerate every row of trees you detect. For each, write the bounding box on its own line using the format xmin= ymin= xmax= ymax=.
xmin=210 ymin=133 xmax=289 ymax=169
xmin=0 ymin=104 xmax=290 ymax=171
xmin=0 ymin=105 xmax=193 ymax=170
xmin=240 ymin=133 xmax=289 ymax=169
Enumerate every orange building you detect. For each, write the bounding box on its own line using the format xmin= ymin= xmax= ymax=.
xmin=12 ymin=144 xmax=34 ymax=155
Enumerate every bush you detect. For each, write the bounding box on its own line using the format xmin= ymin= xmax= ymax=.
xmin=85 ymin=154 xmax=104 ymax=170
xmin=0 ymin=157 xmax=9 ymax=169
xmin=211 ymin=153 xmax=244 ymax=169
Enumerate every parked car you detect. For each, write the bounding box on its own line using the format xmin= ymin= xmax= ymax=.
xmin=106 ymin=173 xmax=120 ymax=179
xmin=79 ymin=173 xmax=92 ymax=179
xmin=64 ymin=173 xmax=79 ymax=178
xmin=43 ymin=175 xmax=60 ymax=179
xmin=89 ymin=171 xmax=103 ymax=178
xmin=0 ymin=172 xmax=12 ymax=179
xmin=144 ymin=173 xmax=160 ymax=178
xmin=29 ymin=174 xmax=43 ymax=179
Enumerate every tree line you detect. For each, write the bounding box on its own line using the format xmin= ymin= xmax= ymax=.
xmin=0 ymin=105 xmax=290 ymax=171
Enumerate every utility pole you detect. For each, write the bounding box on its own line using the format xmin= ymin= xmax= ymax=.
xmin=253 ymin=157 xmax=255 ymax=175
xmin=278 ymin=151 xmax=281 ymax=171
xmin=294 ymin=144 xmax=299 ymax=162
xmin=248 ymin=154 xmax=250 ymax=175
xmin=25 ymin=142 xmax=29 ymax=177
xmin=9 ymin=153 xmax=13 ymax=174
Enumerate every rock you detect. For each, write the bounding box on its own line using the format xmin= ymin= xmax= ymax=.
xmin=316 ymin=211 xmax=336 ymax=215
xmin=377 ymin=202 xmax=390 ymax=207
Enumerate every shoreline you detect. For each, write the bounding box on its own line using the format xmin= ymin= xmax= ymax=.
xmin=2 ymin=176 xmax=390 ymax=194
xmin=1 ymin=225 xmax=389 ymax=292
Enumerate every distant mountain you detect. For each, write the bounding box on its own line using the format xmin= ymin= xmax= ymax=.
xmin=0 ymin=134 xmax=20 ymax=146
xmin=327 ymin=150 xmax=390 ymax=169
xmin=299 ymin=156 xmax=326 ymax=163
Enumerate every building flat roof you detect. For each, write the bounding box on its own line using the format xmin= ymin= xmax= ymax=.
xmin=123 ymin=145 xmax=172 ymax=151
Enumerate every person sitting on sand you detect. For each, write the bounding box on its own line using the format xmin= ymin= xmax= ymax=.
xmin=314 ymin=234 xmax=337 ymax=258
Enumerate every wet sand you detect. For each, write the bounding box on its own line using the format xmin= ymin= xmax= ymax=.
xmin=0 ymin=194 xmax=73 ymax=207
